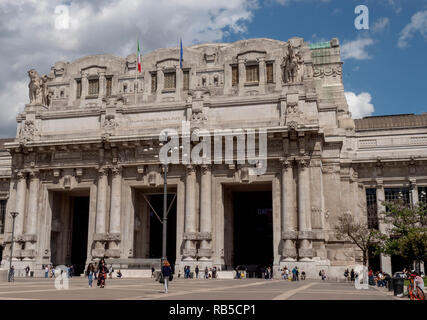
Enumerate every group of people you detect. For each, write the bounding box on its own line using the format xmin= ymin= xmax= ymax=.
xmin=85 ymin=258 xmax=122 ymax=288
xmin=179 ymin=265 xmax=217 ymax=279
xmin=279 ymin=266 xmax=306 ymax=281
xmin=343 ymin=269 xmax=356 ymax=281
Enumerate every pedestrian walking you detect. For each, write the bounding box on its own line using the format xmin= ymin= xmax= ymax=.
xmin=44 ymin=265 xmax=49 ymax=278
xmin=97 ymin=258 xmax=107 ymax=288
xmin=195 ymin=265 xmax=199 ymax=279
xmin=162 ymin=260 xmax=172 ymax=293
xmin=292 ymin=267 xmax=297 ymax=281
xmin=212 ymin=266 xmax=217 ymax=279
xmin=204 ymin=266 xmax=209 ymax=279
xmin=25 ymin=265 xmax=30 ymax=277
xmin=296 ymin=267 xmax=300 ymax=281
xmin=86 ymin=263 xmax=94 ymax=288
xmin=350 ymin=269 xmax=355 ymax=281
xmin=151 ymin=266 xmax=155 ymax=278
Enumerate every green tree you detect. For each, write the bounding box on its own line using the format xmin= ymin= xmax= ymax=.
xmin=378 ymin=200 xmax=427 ymax=266
xmin=334 ymin=212 xmax=381 ymax=267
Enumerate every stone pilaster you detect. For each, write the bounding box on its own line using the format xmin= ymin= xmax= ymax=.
xmin=14 ymin=171 xmax=27 ymax=237
xmin=238 ymin=58 xmax=245 ymax=95
xmin=23 ymin=170 xmax=39 ymax=256
xmin=99 ymin=71 xmax=106 ymax=97
xmin=199 ymin=165 xmax=212 ymax=260
xmin=297 ymin=159 xmax=313 ymax=260
xmin=183 ymin=165 xmax=197 ymax=260
xmin=93 ymin=167 xmax=108 ymax=258
xmin=258 ymin=57 xmax=266 ymax=94
xmin=156 ymin=66 xmax=163 ymax=98
xmin=107 ymin=167 xmax=122 ymax=257
xmin=376 ymin=181 xmax=392 ymax=274
xmin=81 ymin=72 xmax=88 ymax=99
xmin=281 ymin=159 xmax=297 ymax=260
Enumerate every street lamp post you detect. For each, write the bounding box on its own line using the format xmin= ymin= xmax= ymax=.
xmin=8 ymin=211 xmax=19 ymax=282
xmin=161 ymin=163 xmax=168 ymax=267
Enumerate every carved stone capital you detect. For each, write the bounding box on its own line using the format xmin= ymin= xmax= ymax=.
xmin=186 ymin=165 xmax=196 ymax=174
xmin=94 ymin=233 xmax=121 ymax=242
xmin=281 ymin=230 xmax=298 ymax=240
xmin=282 ymin=247 xmax=297 ymax=259
xmin=21 ymin=249 xmax=37 ymax=259
xmin=298 ymin=248 xmax=314 ymax=259
xmin=111 ymin=166 xmax=122 ymax=176
xmin=279 ymin=158 xmax=292 ymax=171
xmin=298 ymin=158 xmax=310 ymax=170
xmin=29 ymin=170 xmax=40 ymax=179
xmin=92 ymin=248 xmax=106 ymax=258
xmin=298 ymin=230 xmax=313 ymax=240
xmin=201 ymin=164 xmax=211 ymax=175
xmin=183 ymin=248 xmax=197 ymax=257
xmin=98 ymin=167 xmax=108 ymax=177
xmin=183 ymin=232 xmax=198 ymax=241
xmin=16 ymin=171 xmax=27 ymax=180
xmin=105 ymin=249 xmax=120 ymax=258
xmin=197 ymin=248 xmax=212 ymax=258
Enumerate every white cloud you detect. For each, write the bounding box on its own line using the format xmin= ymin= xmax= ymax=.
xmin=372 ymin=17 xmax=390 ymax=34
xmin=398 ymin=10 xmax=427 ymax=48
xmin=345 ymin=92 xmax=375 ymax=119
xmin=0 ymin=0 xmax=258 ymax=137
xmin=273 ymin=0 xmax=330 ymax=5
xmin=341 ymin=38 xmax=375 ymax=60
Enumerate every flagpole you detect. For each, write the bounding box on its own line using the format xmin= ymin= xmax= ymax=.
xmin=135 ymin=36 xmax=137 ymax=106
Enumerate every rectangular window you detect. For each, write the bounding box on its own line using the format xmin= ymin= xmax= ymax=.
xmin=151 ymin=73 xmax=157 ymax=93
xmin=164 ymin=72 xmax=176 ymax=90
xmin=183 ymin=70 xmax=189 ymax=90
xmin=0 ymin=199 xmax=6 ymax=234
xmin=246 ymin=64 xmax=259 ymax=83
xmin=76 ymin=79 xmax=82 ymax=98
xmin=366 ymin=188 xmax=378 ymax=229
xmin=88 ymin=78 xmax=99 ymax=95
xmin=385 ymin=188 xmax=410 ymax=207
xmin=232 ymin=66 xmax=238 ymax=86
xmin=106 ymin=77 xmax=112 ymax=97
xmin=266 ymin=62 xmax=274 ymax=83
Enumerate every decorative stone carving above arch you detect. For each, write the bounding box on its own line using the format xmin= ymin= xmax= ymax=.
xmin=236 ymin=50 xmax=267 ymax=62
xmin=156 ymin=58 xmax=179 ymax=69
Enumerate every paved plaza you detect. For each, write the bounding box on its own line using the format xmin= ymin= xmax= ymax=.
xmin=0 ymin=277 xmax=399 ymax=300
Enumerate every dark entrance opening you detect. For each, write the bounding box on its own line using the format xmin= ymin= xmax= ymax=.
xmin=368 ymin=246 xmax=381 ymax=272
xmin=232 ymin=191 xmax=273 ymax=275
xmin=148 ymin=194 xmax=177 ymax=271
xmin=70 ymin=196 xmax=89 ymax=275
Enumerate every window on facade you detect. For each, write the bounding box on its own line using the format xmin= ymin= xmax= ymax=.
xmin=106 ymin=77 xmax=112 ymax=97
xmin=183 ymin=70 xmax=189 ymax=90
xmin=231 ymin=66 xmax=238 ymax=86
xmin=123 ymin=84 xmax=128 ymax=93
xmin=246 ymin=64 xmax=259 ymax=83
xmin=76 ymin=79 xmax=82 ymax=98
xmin=0 ymin=199 xmax=6 ymax=234
xmin=88 ymin=78 xmax=99 ymax=95
xmin=366 ymin=188 xmax=378 ymax=229
xmin=418 ymin=186 xmax=427 ymax=203
xmin=151 ymin=73 xmax=157 ymax=93
xmin=385 ymin=188 xmax=410 ymax=207
xmin=164 ymin=72 xmax=176 ymax=90
xmin=266 ymin=62 xmax=274 ymax=83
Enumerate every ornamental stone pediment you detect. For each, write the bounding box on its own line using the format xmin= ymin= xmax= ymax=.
xmin=156 ymin=58 xmax=179 ymax=69
xmin=81 ymin=65 xmax=107 ymax=77
xmin=236 ymin=50 xmax=266 ymax=62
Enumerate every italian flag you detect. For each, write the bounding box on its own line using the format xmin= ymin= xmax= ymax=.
xmin=137 ymin=39 xmax=142 ymax=73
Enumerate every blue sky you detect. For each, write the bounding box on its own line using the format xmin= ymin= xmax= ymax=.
xmin=221 ymin=0 xmax=427 ymax=118
xmin=0 ymin=0 xmax=426 ymax=137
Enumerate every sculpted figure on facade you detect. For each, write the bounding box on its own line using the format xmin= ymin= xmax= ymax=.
xmin=28 ymin=69 xmax=52 ymax=106
xmin=283 ymin=43 xmax=304 ymax=83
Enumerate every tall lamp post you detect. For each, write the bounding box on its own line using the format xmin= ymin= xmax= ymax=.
xmin=161 ymin=163 xmax=168 ymax=268
xmin=8 ymin=211 xmax=19 ymax=282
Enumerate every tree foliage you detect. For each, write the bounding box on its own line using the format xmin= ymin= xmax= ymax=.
xmin=378 ymin=200 xmax=427 ymax=263
xmin=334 ymin=212 xmax=380 ymax=266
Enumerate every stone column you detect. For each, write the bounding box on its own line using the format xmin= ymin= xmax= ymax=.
xmin=24 ymin=170 xmax=39 ymax=254
xmin=175 ymin=65 xmax=181 ymax=101
xmin=376 ymin=183 xmax=392 ymax=274
xmin=281 ymin=160 xmax=297 ymax=260
xmin=156 ymin=66 xmax=163 ymax=97
xmin=108 ymin=167 xmax=122 ymax=256
xmin=238 ymin=58 xmax=245 ymax=95
xmin=183 ymin=165 xmax=197 ymax=260
xmin=258 ymin=57 xmax=266 ymax=94
xmin=199 ymin=165 xmax=212 ymax=260
xmin=94 ymin=168 xmax=108 ymax=257
xmin=410 ymin=179 xmax=418 ymax=207
xmin=14 ymin=171 xmax=27 ymax=237
xmin=99 ymin=71 xmax=106 ymax=97
xmin=297 ymin=159 xmax=313 ymax=260
xmin=81 ymin=73 xmax=88 ymax=100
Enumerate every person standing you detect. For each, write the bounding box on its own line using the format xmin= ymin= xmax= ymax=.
xmin=162 ymin=260 xmax=172 ymax=293
xmin=212 ymin=266 xmax=217 ymax=279
xmin=45 ymin=265 xmax=49 ymax=278
xmin=97 ymin=258 xmax=107 ymax=288
xmin=292 ymin=267 xmax=297 ymax=281
xmin=195 ymin=265 xmax=199 ymax=279
xmin=350 ymin=269 xmax=355 ymax=282
xmin=86 ymin=263 xmax=94 ymax=288
xmin=296 ymin=267 xmax=300 ymax=281
xmin=151 ymin=266 xmax=155 ymax=278
xmin=204 ymin=266 xmax=209 ymax=279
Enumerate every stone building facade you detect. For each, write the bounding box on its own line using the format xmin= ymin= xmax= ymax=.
xmin=0 ymin=37 xmax=426 ymax=278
